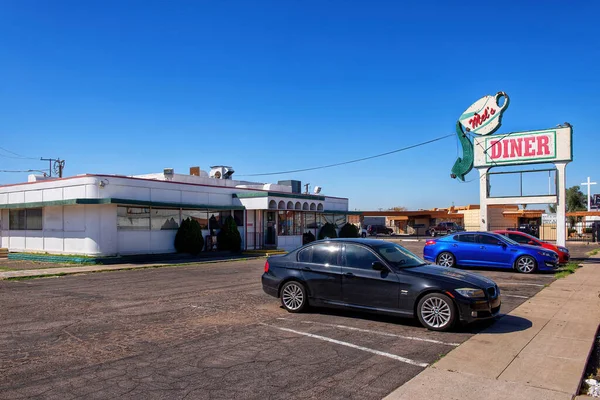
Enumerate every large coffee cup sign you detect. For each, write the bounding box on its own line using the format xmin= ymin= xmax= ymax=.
xmin=459 ymin=92 xmax=509 ymax=135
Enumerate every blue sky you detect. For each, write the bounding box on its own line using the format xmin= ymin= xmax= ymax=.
xmin=1 ymin=0 xmax=598 ymax=210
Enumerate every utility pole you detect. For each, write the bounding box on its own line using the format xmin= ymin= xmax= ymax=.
xmin=581 ymin=177 xmax=597 ymax=212
xmin=40 ymin=157 xmax=65 ymax=178
xmin=304 ymin=183 xmax=310 ymax=194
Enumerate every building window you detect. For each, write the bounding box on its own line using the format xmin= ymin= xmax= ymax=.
xmin=278 ymin=211 xmax=295 ymax=236
xmin=9 ymin=208 xmax=42 ymax=230
xmin=117 ymin=206 xmax=150 ymax=230
xmin=182 ymin=210 xmax=209 ymax=229
xmin=294 ymin=212 xmax=302 ymax=235
xmin=305 ymin=213 xmax=317 ymax=230
xmin=151 ymin=208 xmax=180 ymax=230
xmin=234 ymin=210 xmax=244 ymax=227
xmin=333 ymin=214 xmax=347 ymax=227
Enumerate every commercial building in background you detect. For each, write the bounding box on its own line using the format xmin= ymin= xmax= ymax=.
xmin=0 ymin=166 xmax=356 ymax=255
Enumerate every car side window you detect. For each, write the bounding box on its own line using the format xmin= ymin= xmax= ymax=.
xmin=478 ymin=234 xmax=501 ymax=245
xmin=508 ymin=234 xmax=530 ymax=244
xmin=297 ymin=247 xmax=312 ymax=262
xmin=310 ymin=244 xmax=341 ymax=266
xmin=344 ymin=244 xmax=381 ymax=270
xmin=456 ymin=234 xmax=475 ymax=243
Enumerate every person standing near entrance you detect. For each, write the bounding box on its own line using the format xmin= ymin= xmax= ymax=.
xmin=594 ymin=221 xmax=600 ymax=243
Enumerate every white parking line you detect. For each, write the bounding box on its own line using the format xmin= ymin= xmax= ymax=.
xmin=496 ymin=282 xmax=545 ymax=287
xmin=501 ymin=294 xmax=530 ymax=299
xmin=276 ymin=318 xmax=460 ymax=346
xmin=260 ymin=323 xmax=428 ymax=367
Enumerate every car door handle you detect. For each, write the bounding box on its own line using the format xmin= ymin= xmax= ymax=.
xmin=303 ymin=266 xmax=312 ymax=271
xmin=452 ymin=244 xmax=458 ymax=247
xmin=480 ymin=246 xmax=485 ymax=249
xmin=345 ymin=272 xmax=355 ymax=277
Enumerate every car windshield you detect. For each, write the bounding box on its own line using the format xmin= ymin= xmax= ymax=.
xmin=374 ymin=243 xmax=426 ymax=269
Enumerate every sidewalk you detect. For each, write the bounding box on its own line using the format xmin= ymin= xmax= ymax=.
xmin=385 ymin=255 xmax=600 ymax=400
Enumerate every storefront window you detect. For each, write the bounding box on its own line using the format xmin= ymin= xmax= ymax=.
xmin=305 ymin=213 xmax=316 ymax=230
xmin=278 ymin=211 xmax=295 ymax=236
xmin=152 ymin=208 xmax=180 ymax=230
xmin=233 ymin=210 xmax=244 ymax=227
xmin=117 ymin=206 xmax=150 ymax=230
xmin=9 ymin=209 xmax=43 ymax=230
xmin=294 ymin=212 xmax=302 ymax=235
xmin=182 ymin=210 xmax=208 ymax=229
xmin=323 ymin=214 xmax=335 ymax=225
xmin=334 ymin=214 xmax=347 ymax=227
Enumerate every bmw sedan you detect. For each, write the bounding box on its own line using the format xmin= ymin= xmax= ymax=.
xmin=423 ymin=232 xmax=559 ymax=274
xmin=262 ymin=238 xmax=501 ymax=331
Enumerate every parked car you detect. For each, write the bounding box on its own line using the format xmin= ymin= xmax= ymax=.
xmin=367 ymin=224 xmax=394 ymax=236
xmin=515 ymin=223 xmax=539 ymax=238
xmin=262 ymin=238 xmax=501 ymax=331
xmin=423 ymin=232 xmax=559 ymax=274
xmin=426 ymin=222 xmax=465 ymax=237
xmin=494 ymin=230 xmax=569 ymax=265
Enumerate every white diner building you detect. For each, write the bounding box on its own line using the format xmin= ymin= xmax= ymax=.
xmin=0 ymin=166 xmax=355 ymax=255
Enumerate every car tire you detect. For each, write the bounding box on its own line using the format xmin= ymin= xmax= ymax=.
xmin=436 ymin=252 xmax=456 ymax=268
xmin=280 ymin=281 xmax=308 ymax=313
xmin=515 ymin=255 xmax=537 ymax=274
xmin=430 ymin=230 xmax=436 ymax=237
xmin=361 ymin=232 xmax=366 ymax=238
xmin=417 ymin=293 xmax=456 ymax=331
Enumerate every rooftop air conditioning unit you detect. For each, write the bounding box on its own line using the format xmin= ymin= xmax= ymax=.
xmin=209 ymin=166 xmax=235 ymax=180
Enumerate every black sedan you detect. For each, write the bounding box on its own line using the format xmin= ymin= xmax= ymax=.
xmin=262 ymin=238 xmax=501 ymax=331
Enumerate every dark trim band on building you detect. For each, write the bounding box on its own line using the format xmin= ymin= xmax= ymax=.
xmin=233 ymin=192 xmax=326 ymax=201
xmin=0 ymin=198 xmax=245 ymax=210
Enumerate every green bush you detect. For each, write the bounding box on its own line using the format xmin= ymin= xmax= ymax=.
xmin=339 ymin=223 xmax=360 ymax=238
xmin=303 ymin=231 xmax=316 ymax=245
xmin=174 ymin=218 xmax=204 ymax=255
xmin=217 ymin=215 xmax=242 ymax=252
xmin=318 ymin=222 xmax=338 ymax=240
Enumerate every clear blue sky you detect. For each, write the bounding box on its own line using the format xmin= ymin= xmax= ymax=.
xmin=1 ymin=0 xmax=598 ymax=210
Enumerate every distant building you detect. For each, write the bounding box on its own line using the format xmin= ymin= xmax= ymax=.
xmin=0 ymin=167 xmax=356 ymax=255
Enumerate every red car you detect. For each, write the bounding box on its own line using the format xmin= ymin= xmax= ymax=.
xmin=494 ymin=230 xmax=570 ymax=265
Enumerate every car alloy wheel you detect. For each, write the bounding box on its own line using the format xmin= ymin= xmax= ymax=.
xmin=417 ymin=293 xmax=456 ymax=331
xmin=436 ymin=252 xmax=455 ymax=267
xmin=516 ymin=256 xmax=536 ymax=274
xmin=280 ymin=281 xmax=307 ymax=312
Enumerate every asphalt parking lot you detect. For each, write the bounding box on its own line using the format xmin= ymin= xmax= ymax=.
xmin=0 ymin=242 xmax=593 ymax=400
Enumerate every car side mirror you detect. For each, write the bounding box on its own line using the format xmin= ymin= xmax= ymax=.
xmin=372 ymin=261 xmax=387 ymax=271
xmin=498 ymin=241 xmax=506 ymax=247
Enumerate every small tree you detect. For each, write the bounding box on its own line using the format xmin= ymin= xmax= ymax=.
xmin=339 ymin=223 xmax=360 ymax=238
xmin=217 ymin=215 xmax=242 ymax=252
xmin=302 ymin=231 xmax=316 ymax=245
xmin=318 ymin=222 xmax=338 ymax=240
xmin=174 ymin=218 xmax=204 ymax=255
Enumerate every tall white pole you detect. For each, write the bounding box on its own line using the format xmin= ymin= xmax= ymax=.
xmin=581 ymin=176 xmax=597 ymax=212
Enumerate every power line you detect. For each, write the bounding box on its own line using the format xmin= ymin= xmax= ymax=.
xmin=238 ymin=134 xmax=454 ymax=177
xmin=0 ymin=169 xmax=48 ymax=174
xmin=0 ymin=146 xmax=38 ymax=160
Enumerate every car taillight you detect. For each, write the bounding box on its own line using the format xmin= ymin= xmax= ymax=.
xmin=425 ymin=240 xmax=436 ymax=246
xmin=264 ymin=260 xmax=270 ymax=273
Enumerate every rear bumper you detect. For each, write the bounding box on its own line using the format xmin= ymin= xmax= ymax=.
xmin=456 ymin=296 xmax=502 ymax=323
xmin=261 ymin=274 xmax=280 ymax=298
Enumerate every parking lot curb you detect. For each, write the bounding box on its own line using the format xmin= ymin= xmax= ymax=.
xmin=0 ymin=256 xmax=264 ymax=280
xmin=384 ymin=255 xmax=600 ymax=400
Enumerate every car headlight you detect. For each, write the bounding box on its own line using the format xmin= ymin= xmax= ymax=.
xmin=455 ymin=288 xmax=485 ymax=298
xmin=558 ymin=247 xmax=569 ymax=253
xmin=537 ymin=251 xmax=553 ymax=257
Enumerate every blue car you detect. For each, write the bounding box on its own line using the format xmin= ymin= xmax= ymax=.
xmin=423 ymin=232 xmax=559 ymax=274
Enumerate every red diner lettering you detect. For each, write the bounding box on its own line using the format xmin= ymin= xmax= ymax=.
xmin=490 ymin=140 xmax=502 ymax=159
xmin=524 ymin=137 xmax=535 ymax=156
xmin=510 ymin=138 xmax=523 ymax=158
xmin=537 ymin=135 xmax=550 ymax=155
xmin=503 ymin=139 xmax=510 ymax=159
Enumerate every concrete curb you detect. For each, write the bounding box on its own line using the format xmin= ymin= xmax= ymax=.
xmin=0 ymin=256 xmax=265 ymax=280
xmin=384 ymin=255 xmax=600 ymax=400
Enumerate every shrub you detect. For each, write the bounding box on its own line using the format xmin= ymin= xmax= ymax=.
xmin=318 ymin=222 xmax=338 ymax=240
xmin=339 ymin=223 xmax=360 ymax=238
xmin=217 ymin=215 xmax=242 ymax=252
xmin=174 ymin=218 xmax=204 ymax=255
xmin=303 ymin=231 xmax=316 ymax=245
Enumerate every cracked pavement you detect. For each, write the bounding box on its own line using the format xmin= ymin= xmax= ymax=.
xmin=0 ymin=246 xmax=569 ymax=399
